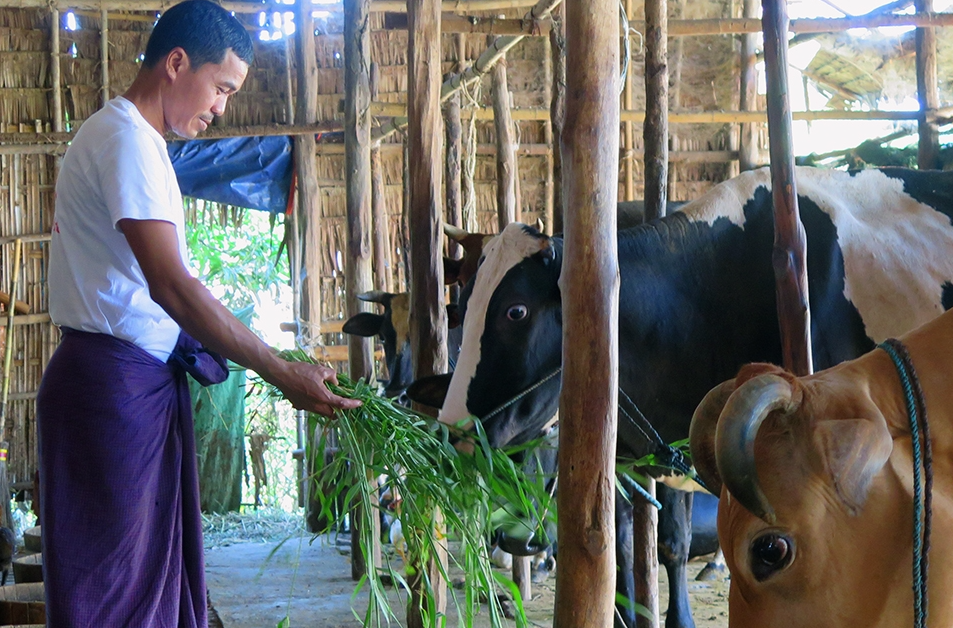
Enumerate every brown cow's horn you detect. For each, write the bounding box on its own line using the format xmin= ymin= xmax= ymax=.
xmin=357 ymin=290 xmax=392 ymax=304
xmin=715 ymin=374 xmax=798 ymax=524
xmin=689 ymin=379 xmax=737 ymax=497
xmin=444 ymin=223 xmax=469 ymax=242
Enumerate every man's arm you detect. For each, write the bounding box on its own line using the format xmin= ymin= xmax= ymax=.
xmin=119 ymin=218 xmax=361 ymax=417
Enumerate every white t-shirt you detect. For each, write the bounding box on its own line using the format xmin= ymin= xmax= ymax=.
xmin=49 ymin=96 xmax=189 ymax=362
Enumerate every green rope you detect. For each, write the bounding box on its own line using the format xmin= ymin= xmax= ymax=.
xmin=880 ymin=339 xmax=930 ymax=628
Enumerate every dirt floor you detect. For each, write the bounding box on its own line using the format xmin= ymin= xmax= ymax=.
xmin=204 ymin=518 xmax=730 ymax=628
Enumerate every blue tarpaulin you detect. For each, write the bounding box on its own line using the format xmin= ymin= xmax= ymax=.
xmin=168 ymin=135 xmax=293 ymax=214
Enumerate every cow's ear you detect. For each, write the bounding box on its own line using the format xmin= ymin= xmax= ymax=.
xmin=446 ymin=303 xmax=460 ymax=329
xmin=342 ymin=312 xmax=385 ymax=338
xmin=406 ymin=373 xmax=453 ymax=409
xmin=813 ymin=417 xmax=893 ymax=516
xmin=444 ymin=257 xmax=463 ymax=285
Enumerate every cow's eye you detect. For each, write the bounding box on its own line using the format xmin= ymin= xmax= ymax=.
xmin=749 ymin=533 xmax=793 ymax=582
xmin=506 ymin=305 xmax=528 ymax=321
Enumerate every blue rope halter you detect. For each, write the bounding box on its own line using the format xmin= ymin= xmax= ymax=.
xmin=879 ymin=339 xmax=933 ymax=628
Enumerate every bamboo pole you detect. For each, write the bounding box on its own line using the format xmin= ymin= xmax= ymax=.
xmin=372 ymin=0 xmax=564 ymax=143
xmin=370 ymin=103 xmax=923 ymax=122
xmin=370 ymin=64 xmax=393 ymax=294
xmin=294 ymin=0 xmax=322 ymax=347
xmin=383 ymin=11 xmax=553 ymax=34
xmin=0 ymin=239 xmax=21 ymax=532
xmin=0 ymin=0 xmax=545 ymax=11
xmin=543 ymin=29 xmax=555 ymax=235
xmin=284 ymin=36 xmax=295 ymax=125
xmin=549 ymin=5 xmax=565 ymax=235
xmin=100 ymin=7 xmax=109 ymax=106
xmin=444 ymin=34 xmax=465 ymax=300
xmin=50 ymin=8 xmax=63 ymax=133
xmin=643 ymin=0 xmax=668 ymax=223
xmin=490 ymin=39 xmax=519 ymax=230
xmin=623 ymin=0 xmax=636 ymax=203
xmin=557 ymin=0 xmax=619 ymax=625
xmin=344 ymin=0 xmax=379 ymax=581
xmin=407 ymin=0 xmax=448 ymax=622
xmin=739 ymin=0 xmax=760 ymax=171
xmin=762 ymin=0 xmax=812 ymax=377
xmin=916 ymin=0 xmax=940 ymax=169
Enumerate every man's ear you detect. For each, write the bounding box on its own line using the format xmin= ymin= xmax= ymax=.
xmin=164 ymin=47 xmax=190 ymax=80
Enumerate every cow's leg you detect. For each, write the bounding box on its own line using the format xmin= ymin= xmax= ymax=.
xmin=657 ymin=484 xmax=694 ymax=628
xmin=696 ymin=547 xmax=726 ymax=581
xmin=615 ymin=489 xmax=637 ymax=628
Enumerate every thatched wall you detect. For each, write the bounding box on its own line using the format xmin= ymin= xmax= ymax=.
xmin=0 ymin=0 xmax=753 ymax=485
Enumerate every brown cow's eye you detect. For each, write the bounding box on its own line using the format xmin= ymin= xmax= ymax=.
xmin=506 ymin=305 xmax=528 ymax=321
xmin=750 ymin=533 xmax=793 ymax=582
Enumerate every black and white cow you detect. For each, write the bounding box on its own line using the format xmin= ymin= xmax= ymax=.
xmin=407 ymin=166 xmax=953 ymax=628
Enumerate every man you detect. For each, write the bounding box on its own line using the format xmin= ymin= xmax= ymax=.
xmin=36 ymin=2 xmax=359 ymax=626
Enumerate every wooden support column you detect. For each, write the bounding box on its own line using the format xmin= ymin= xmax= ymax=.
xmin=370 ymin=64 xmax=394 ymax=294
xmin=557 ymin=0 xmax=619 ymax=626
xmin=294 ymin=0 xmax=322 ymax=343
xmin=100 ymin=8 xmax=109 ymax=106
xmin=623 ymin=0 xmax=636 ymax=203
xmin=549 ymin=5 xmax=566 ymax=234
xmin=344 ymin=0 xmax=380 ymax=581
xmin=543 ymin=32 xmax=554 ymax=235
xmin=51 ymin=8 xmax=63 ymax=133
xmin=644 ymin=0 xmax=668 ymax=221
xmin=490 ymin=38 xmax=519 ymax=230
xmin=444 ymin=34 xmax=465 ymax=300
xmin=284 ymin=36 xmax=296 ymax=124
xmin=407 ymin=0 xmax=448 ymax=624
xmin=916 ymin=0 xmax=940 ymax=170
xmin=762 ymin=0 xmax=812 ymax=376
xmin=739 ymin=0 xmax=759 ymax=171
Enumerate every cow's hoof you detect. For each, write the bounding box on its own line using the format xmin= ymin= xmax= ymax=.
xmin=696 ymin=561 xmax=727 ymax=581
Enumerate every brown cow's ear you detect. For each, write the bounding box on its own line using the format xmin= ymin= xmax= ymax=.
xmin=813 ymin=418 xmax=893 ymax=516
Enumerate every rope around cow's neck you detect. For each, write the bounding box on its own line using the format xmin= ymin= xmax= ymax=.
xmin=879 ymin=338 xmax=934 ymax=628
xmin=477 ymin=366 xmax=692 ymax=508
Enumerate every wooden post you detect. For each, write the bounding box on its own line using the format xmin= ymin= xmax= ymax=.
xmin=739 ymin=0 xmax=760 ymax=171
xmin=284 ymin=36 xmax=296 ymax=124
xmin=543 ymin=33 xmax=555 ymax=235
xmin=100 ymin=8 xmax=109 ymax=106
xmin=557 ymin=0 xmax=619 ymax=626
xmin=370 ymin=62 xmax=393 ymax=294
xmin=634 ymin=479 xmax=658 ymax=628
xmin=345 ymin=0 xmax=380 ymax=581
xmin=623 ymin=0 xmax=636 ymax=203
xmin=762 ymin=0 xmax=812 ymax=377
xmin=294 ymin=0 xmax=322 ymax=344
xmin=445 ymin=35 xmax=465 ymax=244
xmin=0 ymin=239 xmax=21 ymax=532
xmin=51 ymin=8 xmax=63 ymax=132
xmin=490 ymin=38 xmax=519 ymax=230
xmin=643 ymin=0 xmax=668 ymax=221
xmin=444 ymin=36 xmax=464 ymax=300
xmin=916 ymin=0 xmax=940 ymax=170
xmin=549 ymin=5 xmax=566 ymax=234
xmin=407 ymin=0 xmax=448 ymax=624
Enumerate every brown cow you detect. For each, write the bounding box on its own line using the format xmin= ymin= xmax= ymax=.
xmin=689 ymin=307 xmax=953 ymax=628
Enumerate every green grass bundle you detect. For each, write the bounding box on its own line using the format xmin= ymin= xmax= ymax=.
xmin=272 ymin=350 xmax=556 ymax=628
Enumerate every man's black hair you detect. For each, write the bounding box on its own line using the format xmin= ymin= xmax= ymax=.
xmin=143 ymin=0 xmax=254 ymax=69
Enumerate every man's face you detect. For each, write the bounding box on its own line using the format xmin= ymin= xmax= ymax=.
xmin=165 ymin=48 xmax=248 ymax=139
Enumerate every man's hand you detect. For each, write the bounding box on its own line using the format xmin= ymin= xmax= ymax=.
xmin=272 ymin=360 xmax=362 ymax=418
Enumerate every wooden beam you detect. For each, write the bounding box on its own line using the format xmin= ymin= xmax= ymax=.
xmin=491 ymin=39 xmax=519 ymax=230
xmin=0 ymin=0 xmax=543 ymax=12
xmin=370 ymin=64 xmax=394 ymax=294
xmin=50 ymin=8 xmax=63 ymax=133
xmin=739 ymin=0 xmax=760 ymax=171
xmin=634 ymin=12 xmax=953 ymax=35
xmin=100 ymin=7 xmax=110 ymax=106
xmin=344 ymin=0 xmax=379 ymax=581
xmin=383 ymin=11 xmax=553 ymax=35
xmin=763 ymin=0 xmax=812 ymax=377
xmin=407 ymin=0 xmax=448 ymax=623
xmin=444 ymin=34 xmax=465 ymax=276
xmin=557 ymin=0 xmax=619 ymax=627
xmin=643 ymin=0 xmax=668 ymax=223
xmin=550 ymin=6 xmax=565 ymax=235
xmin=294 ymin=0 xmax=322 ymax=343
xmin=916 ymin=0 xmax=941 ymax=169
